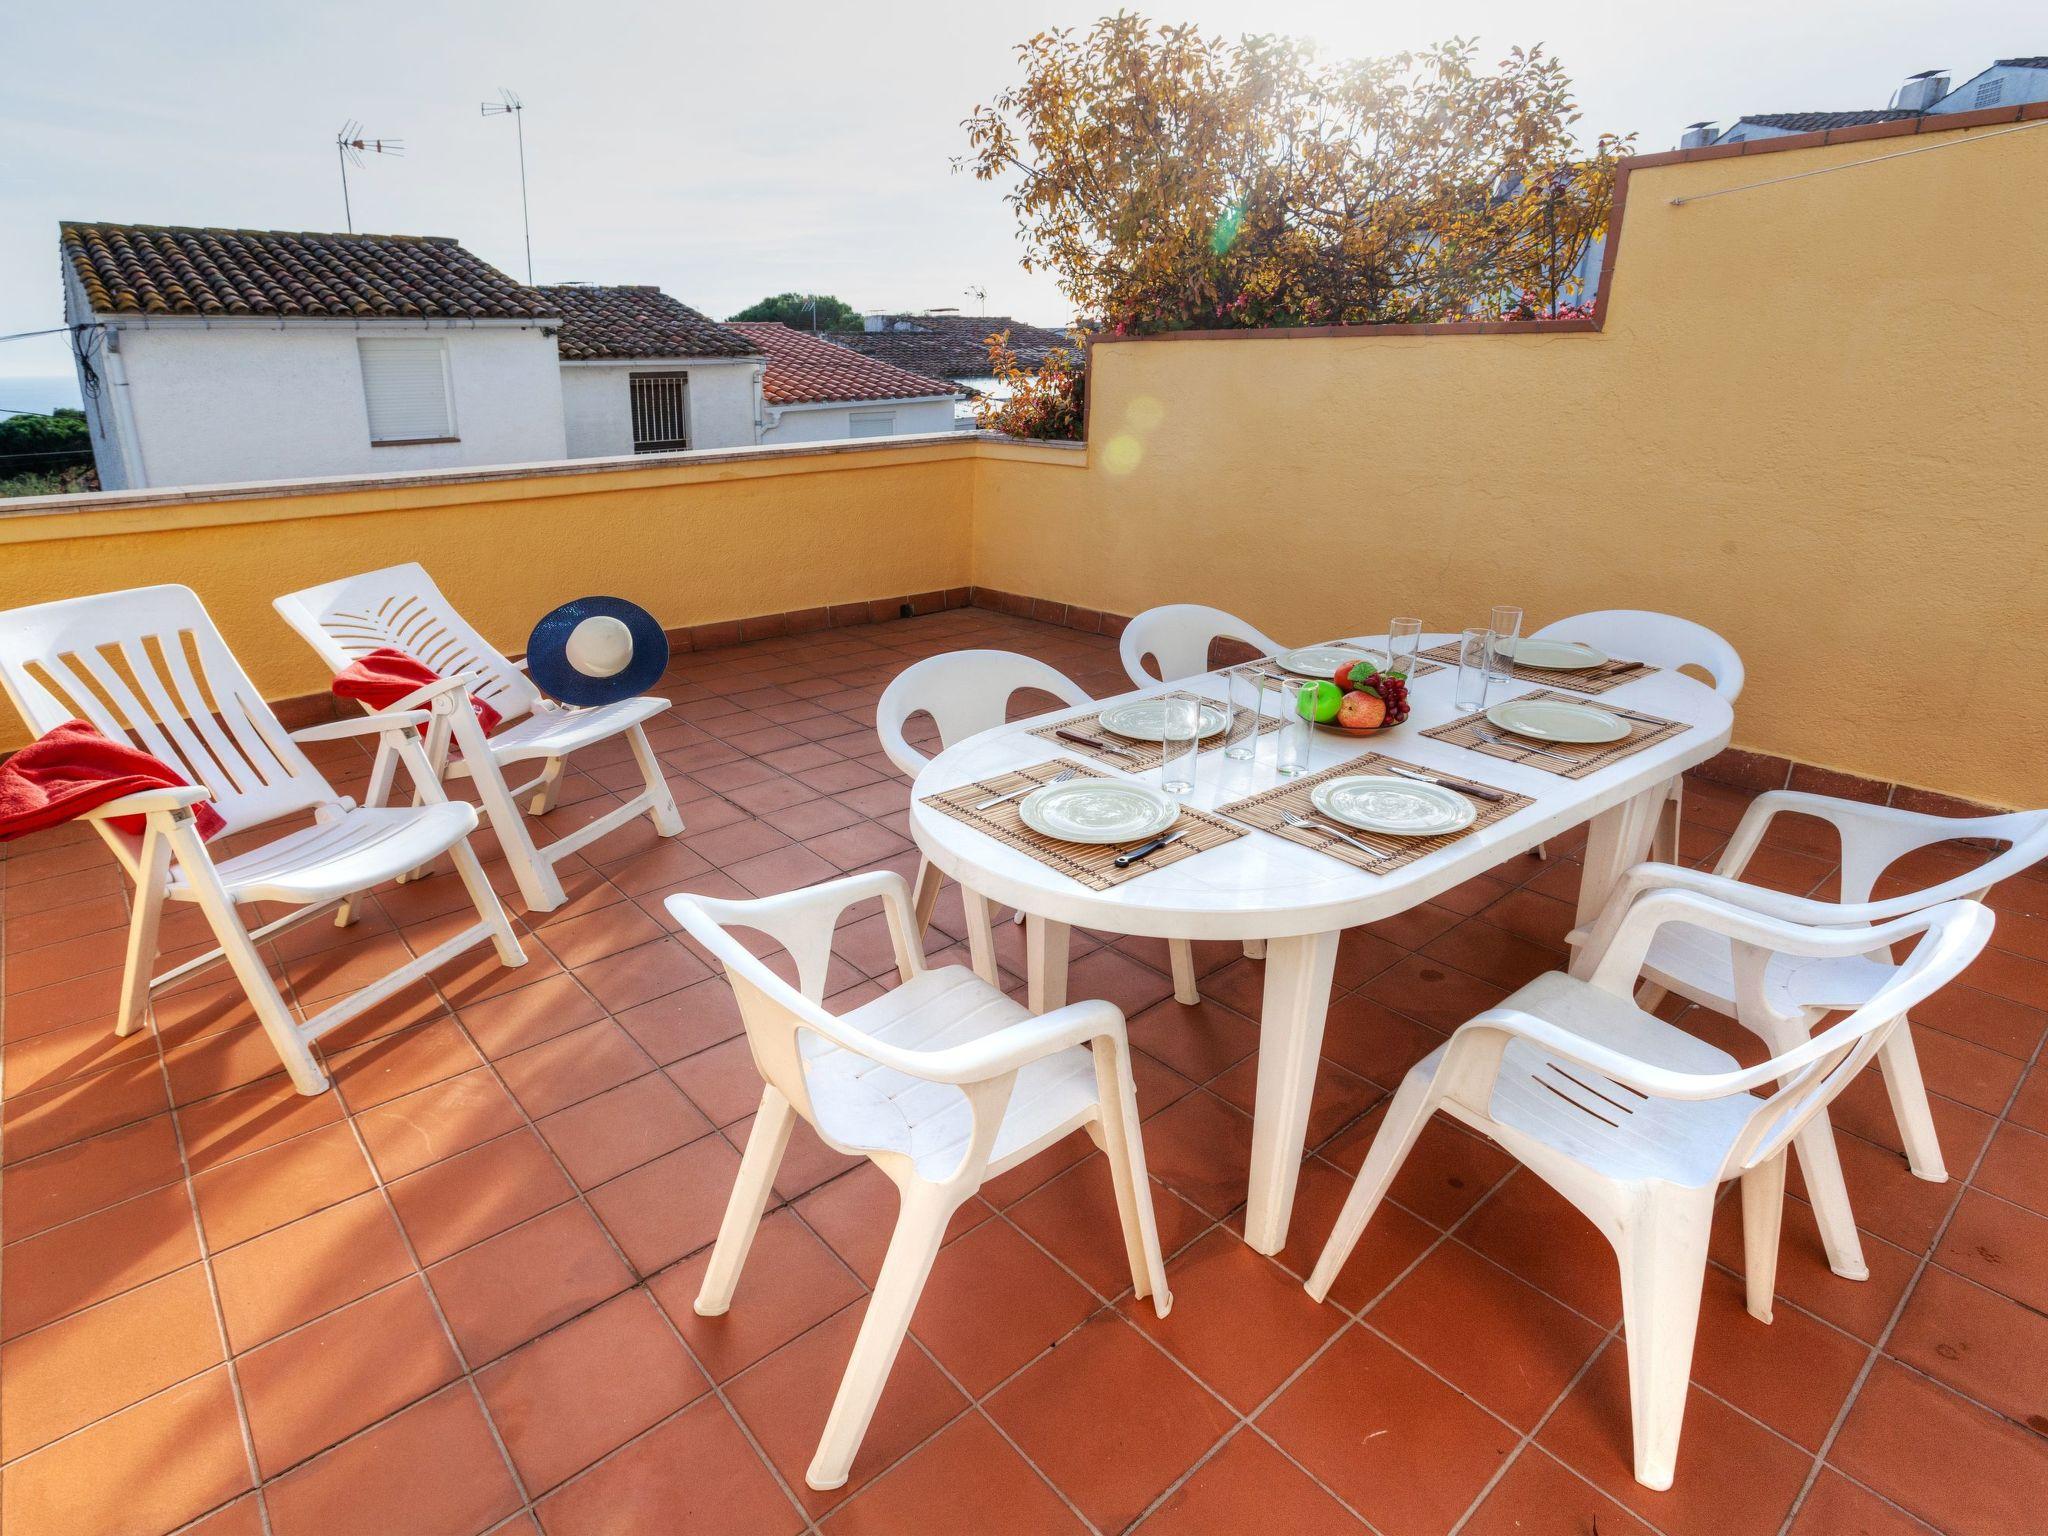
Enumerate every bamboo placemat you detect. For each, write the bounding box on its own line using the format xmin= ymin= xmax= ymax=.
xmin=920 ymin=760 xmax=1245 ymax=891
xmin=1421 ymin=691 xmax=1687 ymax=779
xmin=1416 ymin=642 xmax=1653 ymax=695
xmin=1030 ymin=703 xmax=1280 ymax=772
xmin=1253 ymin=646 xmax=1449 ymax=682
xmin=1213 ymin=753 xmax=1532 ymax=874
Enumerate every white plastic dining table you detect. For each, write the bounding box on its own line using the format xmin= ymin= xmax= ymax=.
xmin=907 ymin=633 xmax=1734 ymax=1254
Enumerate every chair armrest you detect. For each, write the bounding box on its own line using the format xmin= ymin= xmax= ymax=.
xmin=1717 ymin=789 xmax=2022 ymax=900
xmin=1605 ymin=861 xmax=1856 ymax=928
xmin=1450 ymin=1006 xmax=1783 ymax=1102
xmin=81 ymin=784 xmax=213 ymax=821
xmin=292 ymin=711 xmax=432 ymax=744
xmin=893 ymin=1000 xmax=1126 ymax=1086
xmin=669 ymin=869 xmax=925 ymax=1000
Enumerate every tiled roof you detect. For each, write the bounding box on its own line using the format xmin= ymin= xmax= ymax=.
xmin=537 ymin=285 xmax=759 ymax=361
xmin=60 ymin=222 xmax=548 ymax=319
xmin=832 ymin=314 xmax=1071 ymax=380
xmin=727 ymin=322 xmax=959 ymax=406
xmin=1732 ymin=109 xmax=1923 ymax=132
xmin=1993 ymin=57 xmax=2048 ymax=69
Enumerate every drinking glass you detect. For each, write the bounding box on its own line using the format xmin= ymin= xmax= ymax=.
xmin=1454 ymin=627 xmax=1492 ymax=712
xmin=1488 ymin=605 xmax=1524 ymax=690
xmin=1386 ymin=617 xmax=1423 ymax=679
xmin=1158 ymin=691 xmax=1203 ymax=796
xmin=1224 ymin=665 xmax=1264 ymax=761
xmin=1271 ymin=676 xmax=1315 ymax=777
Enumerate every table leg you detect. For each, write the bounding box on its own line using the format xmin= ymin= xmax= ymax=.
xmin=961 ymin=886 xmax=999 ymax=989
xmin=1026 ymin=915 xmax=1071 ymax=1014
xmin=1570 ymin=784 xmax=1670 ymax=978
xmin=1243 ymin=929 xmax=1340 ymax=1255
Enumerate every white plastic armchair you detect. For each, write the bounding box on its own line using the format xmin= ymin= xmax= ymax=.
xmin=274 ymin=563 xmax=682 ymax=912
xmin=1589 ymin=793 xmax=2048 ymax=1208
xmin=1307 ymin=888 xmax=1992 ymax=1491
xmin=0 ymin=585 xmax=524 ymax=1096
xmin=667 ymin=870 xmax=1172 ymax=1492
xmin=1119 ymin=603 xmax=1286 ymax=688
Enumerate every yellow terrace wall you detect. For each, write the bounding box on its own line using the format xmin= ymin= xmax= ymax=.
xmin=0 ymin=440 xmax=977 ymax=749
xmin=973 ymin=119 xmax=2048 ymax=809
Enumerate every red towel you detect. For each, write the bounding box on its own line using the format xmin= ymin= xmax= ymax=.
xmin=0 ymin=720 xmax=226 ymax=842
xmin=331 ymin=648 xmax=502 ymax=734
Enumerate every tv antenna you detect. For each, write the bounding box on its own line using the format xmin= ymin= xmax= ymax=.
xmin=334 ymin=122 xmax=404 ymax=233
xmin=964 ymin=285 xmax=987 ymax=314
xmin=480 ymin=88 xmax=533 ymax=282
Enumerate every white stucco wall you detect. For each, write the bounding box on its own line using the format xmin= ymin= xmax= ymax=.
xmin=560 ymin=359 xmax=763 ymax=458
xmin=80 ymin=319 xmax=566 ymax=488
xmin=758 ymin=395 xmax=959 ymax=446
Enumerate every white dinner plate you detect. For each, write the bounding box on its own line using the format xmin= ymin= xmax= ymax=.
xmin=1018 ymin=779 xmax=1179 ymax=845
xmin=1097 ymin=698 xmax=1229 ymax=742
xmin=1308 ymin=775 xmax=1477 ymax=836
xmin=1277 ymin=645 xmax=1382 ymax=678
xmin=1504 ymin=637 xmax=1608 ymax=671
xmin=1484 ymin=698 xmax=1629 ymax=744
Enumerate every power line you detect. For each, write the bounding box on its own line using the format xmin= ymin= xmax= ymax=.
xmin=0 ymin=326 xmax=74 ymax=344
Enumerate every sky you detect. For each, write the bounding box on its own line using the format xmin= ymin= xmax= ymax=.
xmin=1 ymin=0 xmax=2035 ymax=409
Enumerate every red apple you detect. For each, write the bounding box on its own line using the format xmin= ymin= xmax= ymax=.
xmin=1337 ymin=689 xmax=1387 ymax=730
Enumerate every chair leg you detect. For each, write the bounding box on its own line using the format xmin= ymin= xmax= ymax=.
xmin=1877 ymin=1021 xmax=1948 ymax=1181
xmin=1092 ymin=1042 xmax=1173 ymax=1317
xmin=960 ymin=887 xmax=999 ymax=988
xmin=910 ymin=858 xmax=943 ymax=938
xmin=1652 ymin=777 xmax=1684 ymax=864
xmin=115 ymin=827 xmax=171 ymax=1037
xmin=170 ymin=820 xmax=329 ymax=1096
xmin=472 ymin=753 xmax=568 ymax=913
xmin=807 ymin=1182 xmax=956 ymax=1491
xmin=1739 ymin=1150 xmax=1788 ymax=1323
xmin=526 ymin=756 xmax=567 ymax=816
xmin=1616 ymin=1188 xmax=1714 ymax=1491
xmin=1793 ymin=1109 xmax=1868 ymax=1281
xmin=445 ymin=830 xmax=527 ymax=967
xmin=1243 ymin=939 xmax=1265 ymax=961
xmin=626 ymin=725 xmax=686 ymax=837
xmin=695 ymin=1087 xmax=796 ymax=1316
xmin=1306 ymin=1071 xmax=1435 ymax=1301
xmin=1168 ymin=939 xmax=1200 ymax=1005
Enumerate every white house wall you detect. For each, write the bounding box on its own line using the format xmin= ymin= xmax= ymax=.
xmin=96 ymin=322 xmax=565 ymax=488
xmin=759 ymin=396 xmax=958 ymax=446
xmin=561 ymin=361 xmax=761 ymax=458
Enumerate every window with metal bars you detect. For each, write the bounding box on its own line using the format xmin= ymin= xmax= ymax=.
xmin=629 ymin=373 xmax=690 ymax=452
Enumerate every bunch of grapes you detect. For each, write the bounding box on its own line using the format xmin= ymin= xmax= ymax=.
xmin=1371 ymin=672 xmax=1410 ymax=723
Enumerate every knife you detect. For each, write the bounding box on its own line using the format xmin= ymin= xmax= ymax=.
xmin=1383 ymin=763 xmax=1506 ymax=802
xmin=1056 ymin=727 xmax=1140 ymax=759
xmin=1113 ymin=830 xmax=1185 ymax=868
xmin=1597 ymin=659 xmax=1649 ymax=677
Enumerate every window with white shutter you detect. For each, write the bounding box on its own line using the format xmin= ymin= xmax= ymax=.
xmin=358 ymin=338 xmax=457 ymax=444
xmin=848 ymin=409 xmax=897 ymax=438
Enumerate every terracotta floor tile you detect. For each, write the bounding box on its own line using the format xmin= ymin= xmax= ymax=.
xmin=238 ymin=1276 xmax=462 ymax=1478
xmin=428 ymin=1201 xmax=634 ymax=1366
xmin=1536 ymin=1345 xmax=1811 ymax=1536
xmin=1971 ymin=1121 xmax=2048 ymax=1216
xmin=988 ymin=1311 xmax=1235 ymax=1534
xmin=1787 ymin=1468 xmax=1940 ymax=1536
xmin=536 ymin=1396 xmax=804 ymax=1536
xmin=496 ymin=1019 xmax=655 ymax=1119
xmin=822 ymin=1412 xmax=1086 ymax=1535
xmin=0 ymin=1368 xmax=250 ymax=1536
xmin=794 ymin=1160 xmax=994 ymax=1286
xmin=1687 ymin=1265 xmax=1869 ymax=1450
xmin=1137 ymin=1427 xmax=1367 ymax=1534
xmin=1456 ymin=1171 xmax=1623 ymax=1324
xmin=1124 ymin=1228 xmax=1343 ymax=1412
xmin=264 ymin=1383 xmax=522 ymax=1536
xmin=2 ymin=1181 xmax=201 ymax=1339
xmin=191 ymin=1120 xmax=375 ymax=1250
xmin=1 ymin=1007 xmax=156 ymax=1102
xmin=1706 ymin=1187 xmax=1919 ymax=1342
xmin=651 ymin=1207 xmax=865 ymax=1381
xmin=1258 ymin=1324 xmax=1517 ymax=1536
xmin=176 ymin=1076 xmax=346 ymax=1172
xmin=1316 ymin=990 xmax=1447 ymax=1092
xmin=1138 ymin=1089 xmax=1255 ymax=1219
xmin=664 ymin=1035 xmax=767 ymax=1126
xmin=576 ymin=936 xmax=713 ymax=1013
xmin=327 ymin=1015 xmax=486 ymax=1112
xmin=1228 ymin=1154 xmax=1439 ymax=1311
xmin=1320 ymin=1103 xmax=1517 ymax=1230
xmin=1887 ymin=1264 xmax=2048 ymax=1430
xmin=212 ymin=1189 xmax=417 ymax=1352
xmin=457 ymin=970 xmax=607 ymax=1059
xmin=980 ymin=1126 xmax=1095 ymax=1208
xmin=1008 ymin=1153 xmax=1211 ymax=1300
xmin=899 ymin=1216 xmax=1098 ymax=1396
xmin=1208 ymin=1054 xmax=1380 ymax=1157
xmin=354 ymin=1066 xmax=527 ymax=1180
xmin=177 ymin=1495 xmax=268 ymax=1536
xmin=1421 ymin=917 xmax=1560 ymax=991
xmin=1461 ymin=1446 xmax=1655 ymax=1536
xmin=1934 ymin=1189 xmax=2048 ymax=1312
xmin=613 ymin=975 xmax=743 ymax=1065
xmin=583 ymin=1131 xmax=741 ymax=1275
xmin=1359 ymin=952 xmax=1511 ymax=1034
xmin=0 ymin=1264 xmax=222 ymax=1461
xmin=1831 ymin=1359 xmax=2048 ymax=1536
xmin=718 ymin=1109 xmax=862 ymax=1203
xmin=2 ymin=1056 xmax=169 ymax=1165
xmin=727 ymin=1301 xmax=969 ymax=1517
xmin=538 ymin=1070 xmax=713 ymax=1189
xmin=478 ymin=1288 xmax=706 ymax=1494
xmin=1367 ymin=1240 xmax=1605 ymax=1430
xmin=1 ymin=1113 xmax=184 ymax=1243
xmin=387 ymin=1127 xmax=575 ymax=1265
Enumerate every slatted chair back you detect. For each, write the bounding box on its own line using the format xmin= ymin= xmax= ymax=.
xmin=1531 ymin=609 xmax=1745 ymax=701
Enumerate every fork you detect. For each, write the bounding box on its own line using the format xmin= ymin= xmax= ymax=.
xmin=975 ymin=768 xmax=1073 ymax=810
xmin=1280 ymin=811 xmax=1395 ymax=866
xmin=1473 ymin=727 xmax=1582 ymax=763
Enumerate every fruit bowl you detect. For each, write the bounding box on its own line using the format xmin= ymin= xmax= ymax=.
xmin=1291 ymin=658 xmax=1412 ymax=735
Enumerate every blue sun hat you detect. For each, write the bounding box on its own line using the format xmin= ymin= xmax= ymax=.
xmin=525 ymin=596 xmax=669 ymax=708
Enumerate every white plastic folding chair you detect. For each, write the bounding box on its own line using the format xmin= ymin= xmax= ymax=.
xmin=1528 ymin=610 xmax=1743 ymax=864
xmin=275 ymin=563 xmax=682 ymax=913
xmin=879 ymin=649 xmax=1209 ymax=1005
xmin=669 ymin=870 xmax=1173 ymax=1491
xmin=0 ymin=585 xmax=525 ymax=1096
xmin=1307 ymin=889 xmax=1992 ymax=1491
xmin=1118 ymin=603 xmax=1286 ymax=689
xmin=1588 ymin=796 xmax=2048 ymax=1224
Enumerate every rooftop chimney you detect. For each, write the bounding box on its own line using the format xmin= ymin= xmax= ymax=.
xmin=1893 ymin=69 xmax=1950 ymax=112
xmin=1680 ymin=120 xmax=1718 ymax=150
